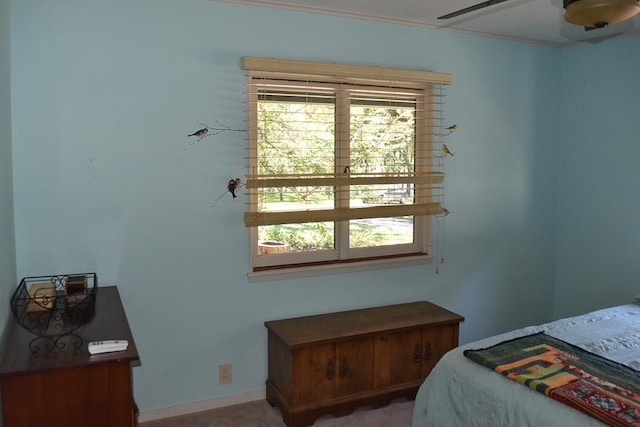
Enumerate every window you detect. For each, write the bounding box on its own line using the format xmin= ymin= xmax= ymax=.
xmin=242 ymin=57 xmax=451 ymax=279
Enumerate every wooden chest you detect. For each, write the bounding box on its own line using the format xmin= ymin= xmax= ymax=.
xmin=264 ymin=301 xmax=464 ymax=427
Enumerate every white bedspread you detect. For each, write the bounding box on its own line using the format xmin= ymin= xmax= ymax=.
xmin=412 ymin=303 xmax=640 ymax=427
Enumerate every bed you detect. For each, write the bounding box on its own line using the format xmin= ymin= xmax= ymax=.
xmin=412 ymin=303 xmax=640 ymax=427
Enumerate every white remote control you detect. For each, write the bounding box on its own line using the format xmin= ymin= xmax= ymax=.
xmin=88 ymin=340 xmax=129 ymax=355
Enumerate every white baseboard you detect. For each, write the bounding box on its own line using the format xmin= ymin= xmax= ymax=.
xmin=138 ymin=389 xmax=266 ymax=423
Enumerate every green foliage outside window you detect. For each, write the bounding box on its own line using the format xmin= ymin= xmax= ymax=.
xmin=256 ymin=92 xmax=416 ymax=253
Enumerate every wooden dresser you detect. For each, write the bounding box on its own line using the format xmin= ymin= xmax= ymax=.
xmin=0 ymin=286 xmax=140 ymax=427
xmin=264 ymin=301 xmax=464 ymax=427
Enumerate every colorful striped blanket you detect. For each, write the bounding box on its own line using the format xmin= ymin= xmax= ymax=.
xmin=464 ymin=333 xmax=640 ymax=427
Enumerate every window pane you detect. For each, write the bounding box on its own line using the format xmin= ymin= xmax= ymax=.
xmin=349 ymin=98 xmax=417 ymax=248
xmin=350 ymin=217 xmax=414 ymax=248
xmin=257 ymin=92 xmax=336 ymax=254
xmin=258 ymin=222 xmax=335 ymax=254
xmin=257 ymin=185 xmax=335 ymax=253
xmin=349 ymin=99 xmax=415 ymax=175
xmin=257 ymin=93 xmax=334 ymax=176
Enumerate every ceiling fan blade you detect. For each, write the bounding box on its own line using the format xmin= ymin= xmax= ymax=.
xmin=438 ymin=0 xmax=511 ymax=20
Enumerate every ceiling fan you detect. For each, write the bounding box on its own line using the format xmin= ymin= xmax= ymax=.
xmin=438 ymin=0 xmax=640 ymax=31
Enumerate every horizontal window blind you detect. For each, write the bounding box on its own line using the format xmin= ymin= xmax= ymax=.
xmin=242 ymin=57 xmax=451 ymax=269
xmin=244 ymin=203 xmax=446 ymax=227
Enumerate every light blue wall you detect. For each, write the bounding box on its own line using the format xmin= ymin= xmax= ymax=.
xmin=10 ymin=0 xmax=561 ymax=412
xmin=554 ymin=36 xmax=640 ymax=317
xmin=0 ymin=0 xmax=16 ymax=353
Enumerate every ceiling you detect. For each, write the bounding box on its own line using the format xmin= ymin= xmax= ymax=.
xmin=216 ymin=0 xmax=640 ymax=46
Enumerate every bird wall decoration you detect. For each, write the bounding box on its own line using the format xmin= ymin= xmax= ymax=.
xmin=436 ymin=124 xmax=457 ymax=136
xmin=212 ymin=178 xmax=244 ymax=207
xmin=187 ymin=128 xmax=208 ymax=141
xmin=442 ymin=144 xmax=455 ymax=157
xmin=444 ymin=124 xmax=457 ymax=135
xmin=227 ymin=178 xmax=242 ymax=199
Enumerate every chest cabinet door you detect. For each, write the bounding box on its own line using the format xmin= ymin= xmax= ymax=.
xmin=292 ymin=337 xmax=375 ymax=404
xmin=293 ymin=343 xmax=336 ymax=404
xmin=373 ymin=325 xmax=458 ymax=387
xmin=420 ymin=324 xmax=457 ymax=378
xmin=335 ymin=337 xmax=374 ymax=397
xmin=373 ymin=329 xmax=423 ymax=388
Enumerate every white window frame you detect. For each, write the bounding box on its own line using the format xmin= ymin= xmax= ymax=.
xmin=242 ymin=58 xmax=451 ymax=280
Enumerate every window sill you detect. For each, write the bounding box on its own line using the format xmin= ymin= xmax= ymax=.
xmin=248 ymin=253 xmax=433 ymax=282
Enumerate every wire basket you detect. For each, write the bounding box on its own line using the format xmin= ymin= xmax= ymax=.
xmin=10 ymin=273 xmax=97 ymax=352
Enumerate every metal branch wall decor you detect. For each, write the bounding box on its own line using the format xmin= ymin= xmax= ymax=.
xmin=185 ymin=119 xmax=245 ymax=151
xmin=434 ymin=123 xmax=457 ymax=274
xmin=185 ymin=118 xmax=247 ymax=207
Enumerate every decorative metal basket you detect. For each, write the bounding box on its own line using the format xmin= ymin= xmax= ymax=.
xmin=10 ymin=273 xmax=97 ymax=352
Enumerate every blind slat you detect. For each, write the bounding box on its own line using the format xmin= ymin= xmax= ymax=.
xmin=245 ymin=173 xmax=444 ymax=189
xmin=244 ymin=203 xmax=445 ymax=227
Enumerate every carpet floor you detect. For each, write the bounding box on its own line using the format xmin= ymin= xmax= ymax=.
xmin=140 ymin=398 xmax=414 ymax=427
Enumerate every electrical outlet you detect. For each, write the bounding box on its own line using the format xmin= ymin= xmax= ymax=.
xmin=219 ymin=363 xmax=232 ymax=384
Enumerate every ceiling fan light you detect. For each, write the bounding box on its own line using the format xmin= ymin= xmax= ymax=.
xmin=564 ymin=0 xmax=640 ymax=27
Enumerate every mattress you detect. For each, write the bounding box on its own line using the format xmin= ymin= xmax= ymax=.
xmin=412 ymin=303 xmax=640 ymax=427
